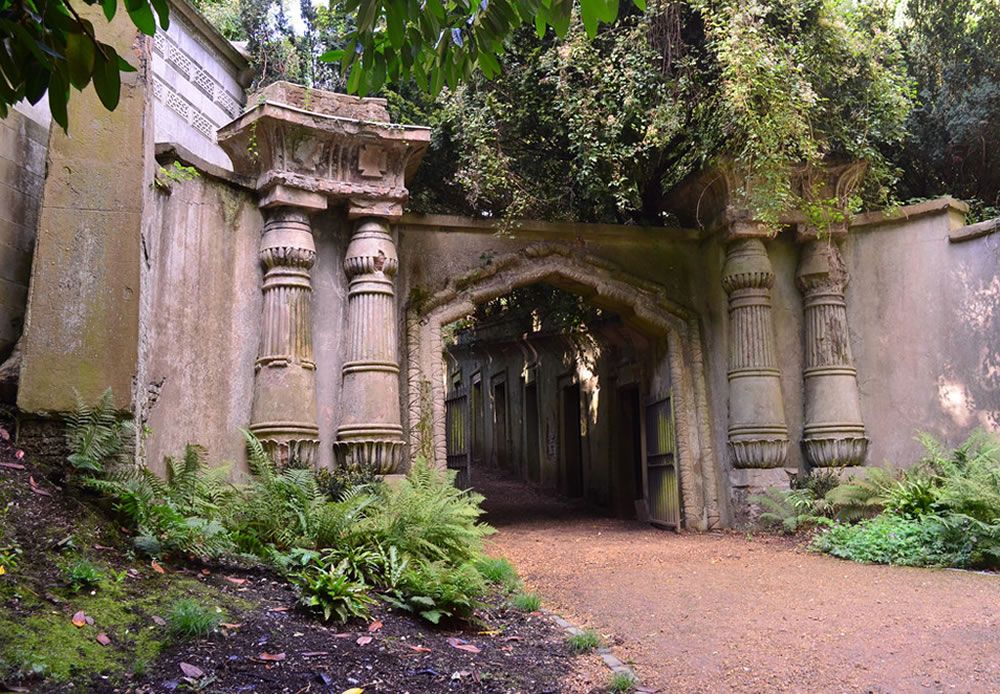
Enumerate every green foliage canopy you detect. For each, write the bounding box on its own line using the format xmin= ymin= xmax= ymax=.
xmin=407 ymin=1 xmax=913 ymax=225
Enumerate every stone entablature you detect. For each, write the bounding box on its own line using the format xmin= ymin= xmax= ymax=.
xmin=218 ymin=81 xmax=430 ymax=219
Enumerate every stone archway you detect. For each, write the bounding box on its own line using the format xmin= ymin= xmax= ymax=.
xmin=404 ymin=242 xmax=722 ymax=530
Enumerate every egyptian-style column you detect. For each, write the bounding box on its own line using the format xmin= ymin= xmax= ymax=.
xmin=218 ymin=82 xmax=429 ymax=471
xmin=721 ymin=234 xmax=790 ymax=468
xmin=248 ymin=205 xmax=320 ymax=466
xmin=796 ymin=239 xmax=868 ymax=467
xmin=334 ymin=216 xmax=404 ymax=473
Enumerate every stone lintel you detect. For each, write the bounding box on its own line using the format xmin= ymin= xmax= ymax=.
xmin=794 ymin=222 xmax=849 ymax=243
xmin=722 ymin=219 xmax=777 ymax=241
xmin=348 ymin=196 xmax=404 ymax=220
xmin=259 ymin=184 xmax=327 ymax=211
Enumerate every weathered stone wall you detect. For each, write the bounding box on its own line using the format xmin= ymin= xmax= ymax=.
xmin=0 ymin=105 xmax=48 ymax=359
xmin=141 ymin=173 xmax=261 ymax=474
xmin=843 ymin=201 xmax=999 ymax=467
xmin=18 ymin=8 xmax=151 ymax=416
xmin=141 ymin=169 xmax=357 ymax=473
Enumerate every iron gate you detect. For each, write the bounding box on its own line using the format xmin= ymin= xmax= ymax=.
xmin=445 ymin=386 xmax=470 ymax=487
xmin=644 ymin=394 xmax=681 ymax=528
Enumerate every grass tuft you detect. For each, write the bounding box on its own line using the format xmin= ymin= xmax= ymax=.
xmin=608 ymin=671 xmax=637 ymax=692
xmin=166 ymin=599 xmax=221 ymax=639
xmin=511 ymin=591 xmax=541 ymax=612
xmin=474 ymin=556 xmax=522 ymax=592
xmin=566 ymin=628 xmax=602 ymax=653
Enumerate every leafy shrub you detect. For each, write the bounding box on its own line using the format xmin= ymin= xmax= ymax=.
xmin=292 ymin=560 xmax=375 ymax=623
xmin=750 ymin=488 xmax=833 ymax=534
xmin=566 ymin=629 xmax=602 ymax=653
xmin=812 ymin=430 xmax=1000 ymax=569
xmin=166 ymin=599 xmax=221 ymax=638
xmin=315 ymin=466 xmax=379 ymax=501
xmin=474 ymin=556 xmax=522 ymax=593
xmin=62 ymin=559 xmax=104 ymax=592
xmin=512 ymin=592 xmax=541 ymax=612
xmin=384 ymin=560 xmax=486 ymax=624
xmin=360 ymin=457 xmax=493 ymax=567
xmin=83 ymin=444 xmax=234 ymax=558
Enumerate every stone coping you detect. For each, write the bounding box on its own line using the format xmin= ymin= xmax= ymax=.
xmin=848 ymin=196 xmax=968 ymax=230
xmin=949 ymin=216 xmax=1000 ymax=243
xmin=154 ymin=142 xmax=254 ymax=190
xmin=169 ymin=0 xmax=250 ymax=83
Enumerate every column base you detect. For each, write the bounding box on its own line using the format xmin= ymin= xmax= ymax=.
xmin=333 ymin=438 xmax=405 ymax=475
xmin=729 ymin=437 xmax=789 ymax=469
xmin=249 ymin=424 xmax=319 ymax=469
xmin=802 ymin=435 xmax=868 ymax=468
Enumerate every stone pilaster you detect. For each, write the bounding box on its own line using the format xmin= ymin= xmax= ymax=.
xmin=334 ymin=216 xmax=405 ymax=474
xmin=721 ymin=237 xmax=790 ymax=469
xmin=248 ymin=206 xmax=319 ymax=466
xmin=796 ymin=240 xmax=868 ymax=467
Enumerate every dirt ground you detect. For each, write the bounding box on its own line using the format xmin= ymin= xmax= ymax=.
xmin=477 ymin=467 xmax=1000 ymax=694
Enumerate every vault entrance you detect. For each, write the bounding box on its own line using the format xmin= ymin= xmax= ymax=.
xmin=440 ymin=282 xmax=681 ymax=523
xmin=405 ymin=243 xmax=721 ymax=530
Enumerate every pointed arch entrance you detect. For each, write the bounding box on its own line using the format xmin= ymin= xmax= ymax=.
xmin=404 ymin=242 xmax=722 ymax=530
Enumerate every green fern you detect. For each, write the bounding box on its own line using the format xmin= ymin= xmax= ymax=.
xmin=65 ymin=388 xmax=135 ymax=473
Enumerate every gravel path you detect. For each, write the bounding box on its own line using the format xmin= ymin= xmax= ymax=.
xmin=478 ymin=469 xmax=1000 ymax=693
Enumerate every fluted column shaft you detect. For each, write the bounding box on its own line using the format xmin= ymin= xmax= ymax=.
xmin=797 ymin=240 xmax=868 ymax=467
xmin=722 ymin=238 xmax=790 ymax=468
xmin=249 ymin=207 xmax=319 ymax=466
xmin=334 ymin=217 xmax=404 ymax=473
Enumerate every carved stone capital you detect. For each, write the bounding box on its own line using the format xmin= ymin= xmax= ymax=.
xmin=217 ymin=82 xmax=430 ymax=214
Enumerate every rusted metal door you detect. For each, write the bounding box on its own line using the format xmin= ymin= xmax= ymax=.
xmin=445 ymin=386 xmax=470 ymax=487
xmin=643 ymin=394 xmax=681 ymax=528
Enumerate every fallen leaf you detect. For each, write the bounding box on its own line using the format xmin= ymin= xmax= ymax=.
xmin=333 ymin=633 xmax=353 ymax=639
xmin=224 ymin=576 xmax=246 ymax=585
xmin=220 ymin=622 xmax=243 ymax=629
xmin=478 ymin=629 xmax=501 ymax=635
xmin=341 ymin=689 xmax=364 ymax=694
xmin=85 ymin=615 xmax=95 ymax=625
xmin=93 ymin=544 xmax=115 ymax=551
xmin=71 ymin=611 xmax=87 ymax=628
xmin=1 ymin=685 xmax=29 ymax=692
xmin=503 ymin=635 xmax=523 ymax=642
xmin=96 ymin=632 xmax=111 ymax=646
xmin=268 ymin=606 xmax=289 ymax=612
xmin=300 ymin=651 xmax=329 ymax=657
xmin=179 ymin=662 xmax=204 ymax=679
xmin=28 ymin=477 xmax=51 ymax=497
xmin=367 ymin=619 xmax=383 ymax=632
xmin=0 ymin=462 xmax=25 ymax=470
xmin=447 ymin=637 xmax=481 ymax=654
xmin=407 ymin=645 xmax=432 ymax=653
xmin=356 ymin=635 xmax=373 ymax=646
xmin=150 ymin=560 xmax=166 ymax=574
xmin=258 ymin=652 xmax=286 ymax=662
xmin=152 ymin=615 xmax=167 ymax=627
xmin=14 ymin=449 xmax=24 ymax=459
xmin=0 ymin=426 xmax=9 ymax=440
